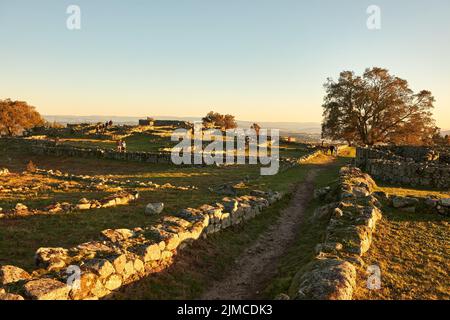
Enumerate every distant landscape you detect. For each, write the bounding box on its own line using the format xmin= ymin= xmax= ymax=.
xmin=44 ymin=115 xmax=323 ymax=141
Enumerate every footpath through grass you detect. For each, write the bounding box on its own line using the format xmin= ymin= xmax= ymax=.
xmin=110 ymin=156 xmax=341 ymax=299
xmin=262 ymin=157 xmax=351 ymax=298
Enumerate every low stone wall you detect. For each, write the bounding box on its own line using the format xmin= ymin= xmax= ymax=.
xmin=356 ymin=147 xmax=450 ymax=189
xmin=5 ymin=138 xmax=321 ymax=170
xmin=364 ymin=159 xmax=450 ymax=189
xmin=153 ymin=120 xmax=192 ymax=129
xmin=34 ymin=169 xmax=197 ymax=191
xmin=288 ymin=166 xmax=382 ymax=300
xmin=0 ymin=191 xmax=139 ymax=219
xmin=356 ymin=145 xmax=450 ymax=164
xmin=31 ymin=142 xmax=175 ymax=164
xmin=0 ymin=190 xmax=282 ymax=300
xmin=279 ymin=149 xmax=324 ymax=171
xmin=376 ymin=193 xmax=450 ymax=216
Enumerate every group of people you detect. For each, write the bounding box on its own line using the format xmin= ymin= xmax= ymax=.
xmin=321 ymin=141 xmax=339 ymax=156
xmin=95 ymin=120 xmax=114 ymax=133
xmin=116 ymin=140 xmax=127 ymax=152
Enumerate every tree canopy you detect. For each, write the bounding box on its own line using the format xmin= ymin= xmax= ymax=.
xmin=321 ymin=68 xmax=439 ymax=146
xmin=0 ymin=99 xmax=44 ymax=136
xmin=202 ymin=111 xmax=237 ymax=130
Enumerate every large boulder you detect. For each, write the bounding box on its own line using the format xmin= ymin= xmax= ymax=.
xmin=82 ymin=259 xmax=115 ymax=279
xmin=0 ymin=265 xmax=31 ymax=285
xmin=134 ymin=243 xmax=161 ymax=262
xmin=15 ymin=203 xmax=28 ymax=212
xmin=289 ymin=257 xmax=356 ymax=300
xmin=24 ymin=278 xmax=70 ymax=300
xmin=101 ymin=229 xmax=134 ymax=243
xmin=222 ymin=199 xmax=238 ymax=213
xmin=145 ymin=203 xmax=164 ymax=215
xmin=392 ymin=196 xmax=419 ymax=208
xmin=35 ymin=247 xmax=70 ymax=271
xmin=69 ymin=272 xmax=98 ymax=300
xmin=0 ymin=288 xmax=24 ymax=300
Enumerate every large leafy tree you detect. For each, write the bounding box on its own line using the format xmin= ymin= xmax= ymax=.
xmin=322 ymin=68 xmax=439 ymax=146
xmin=202 ymin=111 xmax=237 ymax=130
xmin=0 ymin=99 xmax=44 ymax=136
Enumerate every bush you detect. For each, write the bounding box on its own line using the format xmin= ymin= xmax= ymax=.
xmin=26 ymin=160 xmax=37 ymax=173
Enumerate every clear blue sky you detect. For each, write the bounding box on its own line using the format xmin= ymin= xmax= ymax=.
xmin=1 ymin=0 xmax=449 ymax=128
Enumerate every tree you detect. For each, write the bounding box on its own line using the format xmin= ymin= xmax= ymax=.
xmin=202 ymin=111 xmax=237 ymax=130
xmin=321 ymin=68 xmax=439 ymax=146
xmin=250 ymin=123 xmax=261 ymax=135
xmin=0 ymin=99 xmax=44 ymax=136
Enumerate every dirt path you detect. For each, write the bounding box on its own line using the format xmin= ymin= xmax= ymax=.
xmin=201 ymin=169 xmax=319 ymax=300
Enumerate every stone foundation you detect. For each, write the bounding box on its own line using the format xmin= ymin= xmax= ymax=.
xmin=289 ymin=166 xmax=382 ymax=300
xmin=0 ymin=190 xmax=282 ymax=300
xmin=0 ymin=191 xmax=139 ymax=219
xmin=356 ymin=146 xmax=450 ymax=189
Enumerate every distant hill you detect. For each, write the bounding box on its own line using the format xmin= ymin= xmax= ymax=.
xmin=44 ymin=115 xmax=322 ymax=136
xmin=441 ymin=130 xmax=450 ymax=137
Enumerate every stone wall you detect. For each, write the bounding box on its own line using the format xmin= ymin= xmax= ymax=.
xmin=34 ymin=168 xmax=197 ymax=191
xmin=0 ymin=191 xmax=139 ymax=219
xmin=356 ymin=146 xmax=450 ymax=189
xmin=8 ymin=138 xmax=321 ymax=169
xmin=0 ymin=190 xmax=282 ymax=300
xmin=288 ymin=166 xmax=382 ymax=300
xmin=153 ymin=120 xmax=193 ymax=129
xmin=377 ymin=193 xmax=450 ymax=216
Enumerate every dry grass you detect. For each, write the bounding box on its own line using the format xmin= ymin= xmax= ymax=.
xmin=302 ymin=153 xmax=336 ymax=165
xmin=339 ymin=146 xmax=356 ymax=158
xmin=376 ymin=186 xmax=450 ymax=199
xmin=353 ymin=208 xmax=450 ymax=300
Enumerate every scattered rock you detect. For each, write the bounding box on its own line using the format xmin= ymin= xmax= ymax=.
xmin=274 ymin=293 xmax=290 ymax=300
xmin=15 ymin=203 xmax=28 ymax=211
xmin=313 ymin=186 xmax=331 ymax=199
xmin=145 ymin=203 xmax=164 ymax=215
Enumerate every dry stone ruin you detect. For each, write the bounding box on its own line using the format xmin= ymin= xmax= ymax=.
xmin=289 ymin=166 xmax=382 ymax=300
xmin=356 ymin=146 xmax=450 ymax=189
xmin=0 ymin=190 xmax=282 ymax=300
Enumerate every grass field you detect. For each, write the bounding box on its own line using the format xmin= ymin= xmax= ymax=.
xmin=0 ymin=136 xmax=313 ymax=271
xmin=2 ymin=135 xmax=447 ymax=300
xmin=353 ymin=206 xmax=450 ymax=300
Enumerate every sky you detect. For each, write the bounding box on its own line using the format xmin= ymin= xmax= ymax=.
xmin=0 ymin=0 xmax=449 ymax=128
